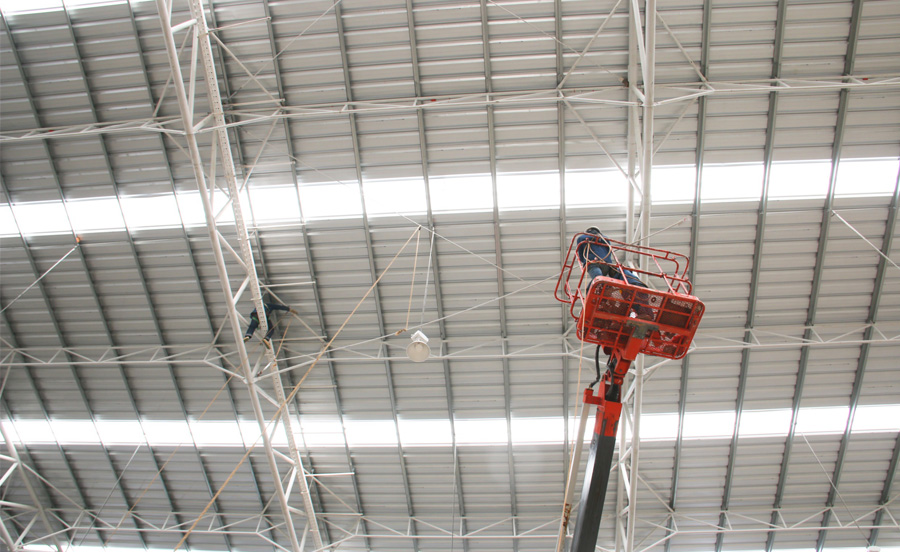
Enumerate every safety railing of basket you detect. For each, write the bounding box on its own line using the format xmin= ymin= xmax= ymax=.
xmin=554 ymin=233 xmax=694 ymax=314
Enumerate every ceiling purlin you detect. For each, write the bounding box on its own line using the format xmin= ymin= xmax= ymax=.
xmin=715 ymin=0 xmax=790 ymax=548
xmin=120 ymin=0 xmax=278 ymax=540
xmin=867 ymin=169 xmax=900 ymax=548
xmin=795 ymin=0 xmax=867 ymax=549
xmin=479 ymin=1 xmax=522 ymax=549
xmin=403 ymin=0 xmax=470 ymax=549
xmin=332 ymin=3 xmax=419 ymax=549
xmin=664 ymin=0 xmax=712 ymax=546
xmin=820 ymin=110 xmax=900 ymax=552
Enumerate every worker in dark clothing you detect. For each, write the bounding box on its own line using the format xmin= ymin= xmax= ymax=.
xmin=244 ymin=302 xmax=293 ymax=347
xmin=575 ymin=227 xmax=648 ymax=288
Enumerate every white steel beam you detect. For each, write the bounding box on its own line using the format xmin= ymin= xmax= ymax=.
xmin=152 ymin=0 xmax=321 ymax=550
xmin=3 ymin=77 xmax=899 ymax=144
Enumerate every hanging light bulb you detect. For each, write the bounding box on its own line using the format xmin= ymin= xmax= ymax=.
xmin=406 ymin=330 xmax=430 ymax=362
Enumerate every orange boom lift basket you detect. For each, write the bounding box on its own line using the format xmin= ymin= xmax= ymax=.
xmin=555 ymin=233 xmax=705 ymax=359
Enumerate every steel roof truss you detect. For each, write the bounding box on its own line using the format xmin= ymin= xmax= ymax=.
xmin=153 ymin=0 xmax=325 ymax=549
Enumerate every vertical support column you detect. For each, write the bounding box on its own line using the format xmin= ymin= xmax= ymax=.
xmin=627 ymin=0 xmax=656 ymax=550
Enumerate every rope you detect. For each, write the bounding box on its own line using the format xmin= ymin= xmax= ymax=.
xmin=420 ymin=228 xmax=436 ymax=326
xmin=404 ymin=227 xmax=421 ymax=331
xmin=174 ymin=227 xmax=420 ymax=550
xmin=0 ymin=242 xmax=80 ymax=315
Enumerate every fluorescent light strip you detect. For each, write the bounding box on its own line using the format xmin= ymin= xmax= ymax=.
xmin=1 ymin=159 xmax=897 ymax=237
xmin=4 ymin=404 xmax=898 ymax=449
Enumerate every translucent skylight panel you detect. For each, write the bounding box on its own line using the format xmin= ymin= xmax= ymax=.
xmin=511 ymin=416 xmax=563 ymax=444
xmin=702 ymin=163 xmax=765 ymax=201
xmin=398 ymin=418 xmax=452 ymax=445
xmin=565 ymin=170 xmax=629 ymax=207
xmin=497 ymin=172 xmax=560 ymax=210
xmin=769 ymin=160 xmax=831 ymax=199
xmin=298 ymin=183 xmax=364 ymax=219
xmin=796 ymin=405 xmax=851 ymax=434
xmin=455 ymin=418 xmax=508 ymax=444
xmin=363 ymin=179 xmax=427 ymax=216
xmin=249 ymin=186 xmax=302 ymax=222
xmin=1 ymin=159 xmax=897 ymax=238
xmin=0 ymin=204 xmax=19 ymax=236
xmin=651 ymin=165 xmax=696 ymax=203
xmin=3 ymin=404 xmax=898 ymax=448
xmin=120 ymin=195 xmax=182 ymax=229
xmin=297 ymin=419 xmax=346 ymax=447
xmin=67 ymin=197 xmax=125 ymax=233
xmin=343 ymin=419 xmax=398 ymax=447
xmin=176 ymin=190 xmax=239 ymax=227
xmin=11 ymin=202 xmax=71 ymax=235
xmin=836 ymin=158 xmax=900 ymax=196
xmin=429 ymin=175 xmax=494 ymax=212
xmin=681 ymin=410 xmax=736 ymax=439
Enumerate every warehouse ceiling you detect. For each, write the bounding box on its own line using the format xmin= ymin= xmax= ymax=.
xmin=0 ymin=0 xmax=899 ymax=551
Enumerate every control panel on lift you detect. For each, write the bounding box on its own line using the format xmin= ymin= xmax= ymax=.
xmin=556 ymin=233 xmax=704 ymax=360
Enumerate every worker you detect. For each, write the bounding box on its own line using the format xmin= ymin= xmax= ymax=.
xmin=575 ymin=227 xmax=648 ymax=288
xmin=243 ymin=302 xmax=294 ymax=347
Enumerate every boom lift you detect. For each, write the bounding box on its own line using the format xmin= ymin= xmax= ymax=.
xmin=554 ymin=232 xmax=705 ymax=552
